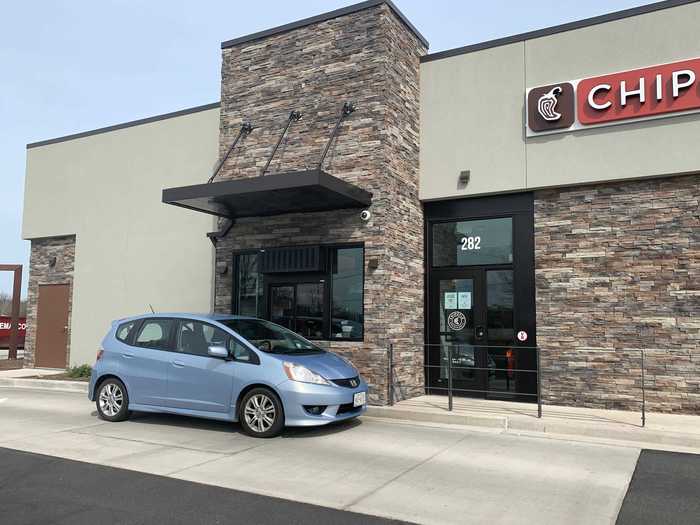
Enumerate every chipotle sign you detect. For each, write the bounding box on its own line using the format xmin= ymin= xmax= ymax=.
xmin=526 ymin=57 xmax=700 ymax=135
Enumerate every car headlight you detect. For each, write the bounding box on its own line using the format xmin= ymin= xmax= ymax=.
xmin=283 ymin=362 xmax=330 ymax=385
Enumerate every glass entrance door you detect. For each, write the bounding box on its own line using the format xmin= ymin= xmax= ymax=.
xmin=428 ymin=268 xmax=516 ymax=397
xmin=269 ymin=282 xmax=324 ymax=339
xmin=428 ymin=269 xmax=485 ymax=395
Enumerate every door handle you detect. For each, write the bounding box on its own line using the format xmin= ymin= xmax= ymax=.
xmin=172 ymin=360 xmax=185 ymax=368
xmin=121 ymin=353 xmax=135 ymax=359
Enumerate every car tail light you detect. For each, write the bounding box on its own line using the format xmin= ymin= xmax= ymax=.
xmin=96 ymin=349 xmax=104 ymax=362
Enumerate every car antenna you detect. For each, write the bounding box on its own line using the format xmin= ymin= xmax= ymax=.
xmin=148 ymin=304 xmax=155 ymax=313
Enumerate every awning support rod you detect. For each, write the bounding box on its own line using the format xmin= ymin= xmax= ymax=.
xmin=207 ymin=122 xmax=253 ymax=184
xmin=261 ymin=111 xmax=302 ymax=176
xmin=318 ymin=102 xmax=355 ymax=171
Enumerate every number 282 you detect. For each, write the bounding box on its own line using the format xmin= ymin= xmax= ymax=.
xmin=460 ymin=236 xmax=481 ymax=251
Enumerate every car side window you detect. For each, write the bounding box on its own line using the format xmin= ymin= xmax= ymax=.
xmin=176 ymin=320 xmax=229 ymax=357
xmin=229 ymin=338 xmax=260 ymax=364
xmin=116 ymin=321 xmax=136 ymax=342
xmin=133 ymin=319 xmax=174 ymax=349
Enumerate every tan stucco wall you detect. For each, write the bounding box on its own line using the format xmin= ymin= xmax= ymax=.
xmin=23 ymin=107 xmax=219 ymax=366
xmin=420 ymin=1 xmax=700 ymax=200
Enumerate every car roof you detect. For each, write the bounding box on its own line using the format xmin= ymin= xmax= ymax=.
xmin=116 ymin=312 xmax=258 ymax=323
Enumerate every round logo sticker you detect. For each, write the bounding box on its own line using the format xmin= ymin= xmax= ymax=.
xmin=447 ymin=311 xmax=467 ymax=331
xmin=517 ymin=330 xmax=528 ymax=342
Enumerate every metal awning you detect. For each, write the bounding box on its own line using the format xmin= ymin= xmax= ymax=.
xmin=162 ymin=169 xmax=372 ymax=219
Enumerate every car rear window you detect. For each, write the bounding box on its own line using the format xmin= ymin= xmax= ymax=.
xmin=133 ymin=319 xmax=174 ymax=349
xmin=116 ymin=321 xmax=136 ymax=342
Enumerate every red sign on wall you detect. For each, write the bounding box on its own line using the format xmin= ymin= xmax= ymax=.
xmin=578 ymin=58 xmax=700 ymax=125
xmin=0 ymin=316 xmax=26 ymax=349
xmin=527 ymin=57 xmax=700 ymax=135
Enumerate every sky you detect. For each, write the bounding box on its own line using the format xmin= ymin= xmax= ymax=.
xmin=0 ymin=0 xmax=651 ymax=298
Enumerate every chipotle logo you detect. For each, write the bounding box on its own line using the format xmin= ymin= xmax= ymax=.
xmin=526 ymin=57 xmax=700 ymax=135
xmin=527 ymin=83 xmax=575 ymax=132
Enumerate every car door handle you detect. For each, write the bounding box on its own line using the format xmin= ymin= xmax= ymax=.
xmin=121 ymin=353 xmax=135 ymax=359
xmin=172 ymin=360 xmax=185 ymax=368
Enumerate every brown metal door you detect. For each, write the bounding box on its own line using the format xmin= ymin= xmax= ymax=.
xmin=35 ymin=284 xmax=70 ymax=368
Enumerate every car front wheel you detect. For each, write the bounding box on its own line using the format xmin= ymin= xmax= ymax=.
xmin=239 ymin=388 xmax=284 ymax=438
xmin=96 ymin=378 xmax=130 ymax=422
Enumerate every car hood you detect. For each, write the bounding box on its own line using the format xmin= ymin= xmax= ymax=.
xmin=269 ymin=351 xmax=357 ymax=380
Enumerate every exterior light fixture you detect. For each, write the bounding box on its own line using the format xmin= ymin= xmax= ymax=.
xmin=459 ymin=170 xmax=470 ymax=186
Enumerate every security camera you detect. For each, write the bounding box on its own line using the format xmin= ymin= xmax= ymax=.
xmin=360 ymin=210 xmax=371 ymax=221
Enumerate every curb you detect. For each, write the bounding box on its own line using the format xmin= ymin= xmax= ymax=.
xmin=0 ymin=378 xmax=89 ymax=394
xmin=365 ymin=405 xmax=700 ymax=452
xmin=366 ymin=405 xmax=507 ymax=430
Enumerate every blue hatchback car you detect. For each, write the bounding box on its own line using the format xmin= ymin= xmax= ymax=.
xmin=89 ymin=313 xmax=368 ymax=437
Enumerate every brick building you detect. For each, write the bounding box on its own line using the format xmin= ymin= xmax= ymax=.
xmin=22 ymin=0 xmax=700 ymax=412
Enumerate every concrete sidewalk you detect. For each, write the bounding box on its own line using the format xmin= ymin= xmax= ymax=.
xmin=2 ymin=372 xmax=699 ymax=452
xmin=367 ymin=395 xmax=700 ymax=453
xmin=0 ymin=387 xmax=638 ymax=525
xmin=0 ymin=368 xmax=88 ymax=394
xmin=0 ymin=367 xmax=65 ymax=378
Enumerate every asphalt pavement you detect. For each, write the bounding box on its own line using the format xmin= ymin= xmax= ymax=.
xmin=616 ymin=449 xmax=700 ymax=525
xmin=0 ymin=446 xmax=409 ymax=525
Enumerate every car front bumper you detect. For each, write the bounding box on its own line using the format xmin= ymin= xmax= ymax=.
xmin=276 ymin=378 xmax=368 ymax=427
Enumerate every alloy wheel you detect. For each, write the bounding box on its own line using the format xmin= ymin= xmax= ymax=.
xmin=244 ymin=393 xmax=276 ymax=433
xmin=99 ymin=383 xmax=123 ymax=417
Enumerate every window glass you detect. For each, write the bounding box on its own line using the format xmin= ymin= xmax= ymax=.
xmin=176 ymin=320 xmax=229 ymax=357
xmin=237 ymin=254 xmax=263 ymax=317
xmin=220 ymin=318 xmax=324 ymax=355
xmin=295 ymin=283 xmax=324 ymax=339
xmin=487 ymin=270 xmax=516 ymax=394
xmin=487 ymin=270 xmax=514 ymax=338
xmin=134 ymin=319 xmax=174 ymax=349
xmin=331 ymin=247 xmax=364 ymax=339
xmin=269 ymin=285 xmax=294 ymax=330
xmin=432 ymin=218 xmax=513 ymax=267
xmin=232 ymin=245 xmax=365 ymax=341
xmin=116 ymin=321 xmax=136 ymax=342
xmin=229 ymin=338 xmax=258 ymax=363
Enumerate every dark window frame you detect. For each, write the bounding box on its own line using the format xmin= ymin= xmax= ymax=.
xmin=232 ymin=250 xmax=265 ymax=318
xmin=168 ymin=318 xmax=261 ymax=364
xmin=227 ymin=335 xmax=261 ymax=365
xmin=231 ymin=243 xmax=364 ymax=342
xmin=329 ymin=245 xmax=365 ymax=341
xmin=266 ymin=278 xmax=327 ymax=340
xmin=430 ymin=214 xmax=515 ymax=269
xmin=115 ymin=320 xmax=137 ymax=343
xmin=174 ymin=318 xmax=230 ymax=358
xmin=130 ymin=317 xmax=177 ymax=351
xmin=424 ymin=192 xmax=537 ymax=399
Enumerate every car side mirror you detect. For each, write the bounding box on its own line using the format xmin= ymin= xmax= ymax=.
xmin=208 ymin=345 xmax=229 ymax=359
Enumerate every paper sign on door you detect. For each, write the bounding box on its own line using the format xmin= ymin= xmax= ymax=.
xmin=444 ymin=292 xmax=457 ymax=310
xmin=458 ymin=292 xmax=472 ymax=310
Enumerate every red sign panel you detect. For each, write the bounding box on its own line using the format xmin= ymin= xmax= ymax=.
xmin=577 ymin=58 xmax=700 ymax=125
xmin=0 ymin=316 xmax=26 ymax=349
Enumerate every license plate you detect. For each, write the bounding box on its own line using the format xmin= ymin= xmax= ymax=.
xmin=353 ymin=391 xmax=366 ymax=407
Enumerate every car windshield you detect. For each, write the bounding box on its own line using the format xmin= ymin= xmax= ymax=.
xmin=220 ymin=318 xmax=325 ymax=355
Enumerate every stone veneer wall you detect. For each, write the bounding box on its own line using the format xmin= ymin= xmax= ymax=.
xmin=214 ymin=4 xmax=426 ymax=404
xmin=535 ymin=174 xmax=700 ymax=413
xmin=24 ymin=235 xmax=76 ymax=368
